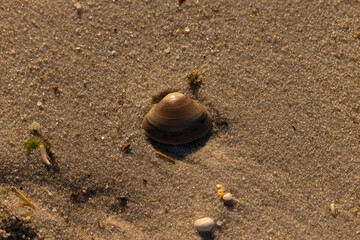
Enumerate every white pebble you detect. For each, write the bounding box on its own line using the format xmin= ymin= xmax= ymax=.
xmin=194 ymin=217 xmax=215 ymax=233
xmin=223 ymin=193 xmax=233 ymax=201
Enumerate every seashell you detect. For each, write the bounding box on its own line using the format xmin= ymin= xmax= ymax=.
xmin=28 ymin=121 xmax=41 ymax=131
xmin=141 ymin=92 xmax=212 ymax=144
xmin=194 ymin=217 xmax=215 ymax=233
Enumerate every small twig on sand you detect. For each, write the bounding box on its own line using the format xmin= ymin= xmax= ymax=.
xmin=39 ymin=144 xmax=51 ymax=165
xmin=12 ymin=187 xmax=36 ymax=209
xmin=155 ymin=151 xmax=175 ymax=164
xmin=122 ymin=144 xmax=131 ymax=153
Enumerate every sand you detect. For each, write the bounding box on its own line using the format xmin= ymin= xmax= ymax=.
xmin=0 ymin=0 xmax=359 ymax=239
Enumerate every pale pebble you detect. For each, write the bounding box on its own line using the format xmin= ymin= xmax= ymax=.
xmin=223 ymin=192 xmax=233 ymax=201
xmin=194 ymin=217 xmax=215 ymax=233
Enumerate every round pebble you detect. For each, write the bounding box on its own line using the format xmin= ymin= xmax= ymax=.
xmin=194 ymin=217 xmax=215 ymax=233
xmin=223 ymin=192 xmax=233 ymax=201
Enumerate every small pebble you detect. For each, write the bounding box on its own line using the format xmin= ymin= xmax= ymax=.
xmin=194 ymin=217 xmax=215 ymax=233
xmin=46 ymin=189 xmax=53 ymax=197
xmin=223 ymin=192 xmax=233 ymax=201
xmin=37 ymin=101 xmax=43 ymax=107
xmin=164 ymin=47 xmax=171 ymax=54
xmin=74 ymin=2 xmax=82 ymax=10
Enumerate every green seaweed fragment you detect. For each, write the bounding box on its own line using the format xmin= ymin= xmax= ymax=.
xmin=24 ymin=138 xmax=42 ymax=150
xmin=3 ymin=187 xmax=8 ymax=194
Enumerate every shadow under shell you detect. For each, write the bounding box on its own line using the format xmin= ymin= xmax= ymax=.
xmin=146 ymin=126 xmax=213 ymax=160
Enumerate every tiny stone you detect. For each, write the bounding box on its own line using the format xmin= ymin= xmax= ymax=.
xmin=223 ymin=192 xmax=233 ymax=201
xmin=74 ymin=2 xmax=82 ymax=10
xmin=216 ymin=220 xmax=223 ymax=227
xmin=184 ymin=27 xmax=190 ymax=32
xmin=194 ymin=217 xmax=215 ymax=233
xmin=37 ymin=101 xmax=43 ymax=107
xmin=24 ymin=216 xmax=31 ymax=222
xmin=46 ymin=189 xmax=53 ymax=196
xmin=28 ymin=121 xmax=41 ymax=131
xmin=164 ymin=47 xmax=171 ymax=54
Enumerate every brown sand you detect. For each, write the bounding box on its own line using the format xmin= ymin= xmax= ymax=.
xmin=1 ymin=0 xmax=359 ymax=239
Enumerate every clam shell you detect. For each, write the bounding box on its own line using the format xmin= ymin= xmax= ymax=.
xmin=141 ymin=92 xmax=212 ymax=144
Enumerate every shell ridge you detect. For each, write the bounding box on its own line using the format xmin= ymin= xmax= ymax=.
xmin=142 ymin=92 xmax=212 ymax=144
